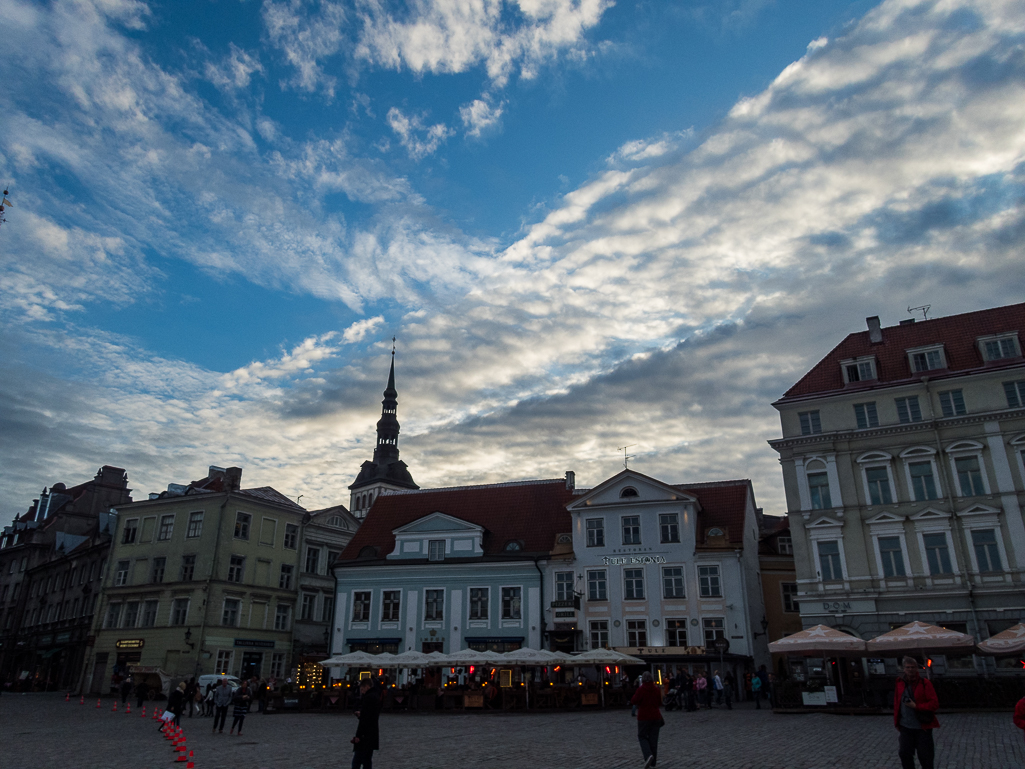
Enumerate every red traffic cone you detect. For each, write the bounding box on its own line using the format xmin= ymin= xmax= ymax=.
xmin=65 ymin=692 xmax=70 ymax=702
xmin=111 ymin=700 xmax=117 ymax=712
xmin=80 ymin=695 xmax=85 ymax=705
xmin=186 ymin=751 xmax=194 ymax=769
xmin=125 ymin=703 xmax=131 ymax=714
xmin=176 ymin=742 xmax=187 ymax=762
xmin=141 ymin=705 xmax=146 ymax=718
xmin=96 ymin=698 xmax=101 ymax=708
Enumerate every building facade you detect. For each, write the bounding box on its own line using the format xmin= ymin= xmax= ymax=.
xmin=83 ymin=466 xmax=308 ymax=693
xmin=0 ymin=466 xmax=131 ymax=691
xmin=758 ymin=514 xmax=801 ymax=669
xmin=770 ymin=303 xmax=1025 ymax=674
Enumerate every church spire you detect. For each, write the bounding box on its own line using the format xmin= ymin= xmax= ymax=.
xmin=373 ymin=342 xmax=400 ymax=465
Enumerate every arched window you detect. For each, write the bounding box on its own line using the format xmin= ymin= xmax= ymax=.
xmin=620 ymin=487 xmax=639 ymax=498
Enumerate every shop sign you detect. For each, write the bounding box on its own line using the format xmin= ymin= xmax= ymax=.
xmin=601 ymin=555 xmax=667 ymax=566
xmin=116 ymin=639 xmax=145 ymax=649
xmin=807 ymin=599 xmax=876 ymax=615
xmin=55 ymin=633 xmax=71 ymax=644
xmin=234 ymin=639 xmax=275 ymax=649
xmin=802 ymin=691 xmax=827 ymax=706
xmin=616 ymin=645 xmax=707 ymax=656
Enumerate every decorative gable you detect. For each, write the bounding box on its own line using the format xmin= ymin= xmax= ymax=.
xmin=566 ymin=469 xmax=698 ymax=510
xmin=387 ymin=512 xmax=485 ymax=560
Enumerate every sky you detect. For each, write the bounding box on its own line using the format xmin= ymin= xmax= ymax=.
xmin=1 ymin=0 xmax=1024 ymax=517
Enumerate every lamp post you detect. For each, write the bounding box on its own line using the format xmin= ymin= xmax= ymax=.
xmin=753 ymin=616 xmax=770 ymax=639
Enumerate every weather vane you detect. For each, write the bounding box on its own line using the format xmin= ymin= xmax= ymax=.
xmin=0 ymin=188 xmax=12 ymax=231
xmin=618 ymin=445 xmax=635 ymax=469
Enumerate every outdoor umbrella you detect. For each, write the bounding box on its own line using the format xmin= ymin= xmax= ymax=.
xmin=866 ymin=621 xmax=975 ymax=655
xmin=443 ymin=649 xmax=494 ymax=666
xmin=387 ymin=650 xmax=436 ymax=668
xmin=976 ymin=623 xmax=1025 ymax=656
xmin=571 ymin=648 xmax=645 ymax=665
xmin=767 ymin=625 xmax=866 ymax=655
xmin=317 ymin=651 xmax=397 ymax=668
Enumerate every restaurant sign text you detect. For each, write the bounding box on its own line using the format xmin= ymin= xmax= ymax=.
xmin=602 ymin=555 xmax=667 ymax=566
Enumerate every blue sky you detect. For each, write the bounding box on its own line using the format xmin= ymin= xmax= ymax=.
xmin=1 ymin=0 xmax=1024 ymax=514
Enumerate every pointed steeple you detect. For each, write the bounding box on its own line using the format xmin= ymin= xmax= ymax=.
xmin=373 ymin=346 xmax=400 ymax=465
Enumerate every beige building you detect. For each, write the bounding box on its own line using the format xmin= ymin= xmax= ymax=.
xmin=769 ymin=303 xmax=1025 ymax=677
xmin=758 ymin=514 xmax=801 ymax=670
xmin=83 ymin=466 xmax=308 ymax=693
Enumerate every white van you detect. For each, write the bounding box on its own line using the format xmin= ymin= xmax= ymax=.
xmin=197 ymin=674 xmax=241 ymax=692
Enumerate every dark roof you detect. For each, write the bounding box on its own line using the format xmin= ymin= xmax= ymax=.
xmin=240 ymin=487 xmax=306 ymax=511
xmin=673 ymin=480 xmax=751 ymax=547
xmin=337 ymin=479 xmax=575 ymax=563
xmin=779 ymin=303 xmax=1025 ymax=400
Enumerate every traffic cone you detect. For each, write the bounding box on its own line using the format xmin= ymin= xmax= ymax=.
xmin=96 ymin=698 xmax=101 ymax=708
xmin=111 ymin=700 xmax=117 ymax=712
xmin=176 ymin=738 xmax=187 ymax=762
xmin=125 ymin=703 xmax=131 ymax=714
xmin=80 ymin=695 xmax=85 ymax=705
xmin=65 ymin=692 xmax=70 ymax=702
xmin=186 ymin=751 xmax=194 ymax=769
xmin=141 ymin=705 xmax=146 ymax=718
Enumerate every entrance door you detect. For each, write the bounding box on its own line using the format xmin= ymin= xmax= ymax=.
xmin=239 ymin=652 xmax=263 ymax=680
xmin=90 ymin=653 xmax=108 ymax=695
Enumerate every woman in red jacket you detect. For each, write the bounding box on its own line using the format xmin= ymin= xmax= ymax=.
xmin=630 ymin=672 xmax=664 ymax=769
xmin=1014 ymin=694 xmax=1025 ymax=744
xmin=893 ymin=657 xmax=939 ymax=769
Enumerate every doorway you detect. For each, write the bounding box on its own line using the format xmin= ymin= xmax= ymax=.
xmin=239 ymin=652 xmax=263 ymax=680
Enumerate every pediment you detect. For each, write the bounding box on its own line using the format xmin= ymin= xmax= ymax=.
xmin=393 ymin=512 xmax=483 ymax=535
xmin=566 ymin=469 xmax=697 ymax=510
xmin=910 ymin=508 xmax=950 ymax=520
xmin=945 ymin=440 xmax=984 ymax=454
xmin=807 ymin=516 xmax=842 ymax=529
xmin=1009 ymin=434 xmax=1025 ymax=445
xmin=899 ymin=446 xmax=936 ymax=458
xmin=956 ymin=503 xmax=1001 ymax=517
xmin=856 ymin=451 xmax=892 ymax=464
xmin=866 ymin=511 xmax=903 ymax=524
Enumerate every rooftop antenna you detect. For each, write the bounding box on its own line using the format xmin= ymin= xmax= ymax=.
xmin=618 ymin=445 xmax=636 ymax=470
xmin=908 ymin=304 xmax=931 ymax=321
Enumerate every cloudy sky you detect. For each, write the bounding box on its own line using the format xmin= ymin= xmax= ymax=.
xmin=1 ymin=0 xmax=1023 ymax=516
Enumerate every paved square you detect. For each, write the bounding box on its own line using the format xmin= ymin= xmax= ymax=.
xmin=3 ymin=694 xmax=1023 ymax=768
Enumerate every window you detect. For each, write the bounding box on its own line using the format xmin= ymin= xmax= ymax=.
xmin=122 ymin=519 xmax=138 ymax=544
xmin=895 ymin=396 xmax=923 ymax=423
xmin=845 ymin=359 xmax=876 ymax=382
xmin=911 ymin=348 xmax=944 ymax=372
xmin=382 ymin=590 xmax=401 ymax=622
xmin=590 ymin=620 xmax=609 ymax=650
xmin=469 ymin=587 xmax=488 ymax=620
xmin=122 ymin=601 xmax=139 ymax=628
xmin=627 ymin=619 xmax=647 ymax=647
xmin=808 ymin=472 xmax=832 ymax=510
xmin=703 ymin=617 xmax=725 ymax=646
xmin=222 ymin=598 xmax=240 ymax=626
xmin=854 ymin=402 xmax=879 ymax=429
xmin=105 ymin=602 xmax=122 ymax=629
xmin=327 ymin=550 xmax=341 ymax=568
xmin=141 ymin=600 xmax=157 ymax=628
xmin=305 ymin=547 xmax=321 ymax=573
xmin=157 ymin=514 xmax=174 ymax=541
xmin=984 ymin=337 xmax=1018 ymax=360
xmin=150 ymin=557 xmax=166 ymax=584
xmin=777 ymin=535 xmax=793 ymax=555
xmin=180 ymin=554 xmax=195 ymax=582
xmin=227 ymin=555 xmax=245 ymax=583
xmin=653 ymin=618 xmax=684 ymax=649
xmin=320 ymin=596 xmax=333 ymax=623
xmin=270 ymin=652 xmax=285 ymax=679
xmin=865 ymin=467 xmax=893 ymax=505
xmin=234 ymin=512 xmax=251 ymax=540
xmin=877 ymin=536 xmax=907 ymax=578
xmin=351 ymin=591 xmax=371 ymax=622
xmin=698 ymin=565 xmax=721 ymax=597
xmin=427 ymin=540 xmax=445 ymax=562
xmin=171 ymin=598 xmax=189 ymax=626
xmin=620 ymin=487 xmax=639 ymax=498
xmin=186 ymin=511 xmax=204 ymax=538
xmin=301 ymin=593 xmax=316 ymax=621
xmin=274 ymin=604 xmax=291 ymax=631
xmin=781 ymin=583 xmax=799 ymax=613
xmin=955 ymin=456 xmax=986 ymax=496
xmin=817 ymin=541 xmax=843 ymax=581
xmin=622 ymin=516 xmax=641 ymax=545
xmin=555 ymin=572 xmax=574 ymax=602
xmin=114 ymin=560 xmax=130 ymax=586
xmin=937 ymin=389 xmax=966 ymax=417
xmin=587 ymin=570 xmax=607 ymax=601
xmin=923 ymin=533 xmax=954 ymax=575
xmin=659 ymin=514 xmax=680 ymax=543
xmin=799 ymin=411 xmax=822 ymax=435
xmin=972 ymin=529 xmax=1002 ymax=573
xmin=662 ymin=567 xmax=685 ymax=599
xmin=501 ymin=587 xmax=522 ymax=619
xmin=586 ymin=519 xmax=605 ymax=547
xmin=624 ymin=569 xmax=645 ymax=600
xmin=909 ymin=461 xmax=938 ymax=500
xmin=424 ymin=589 xmax=444 ymax=621
xmin=1004 ymin=380 xmax=1025 ymax=408
xmin=215 ymin=650 xmax=233 ymax=675
xmin=283 ymin=524 xmax=298 ymax=549
xmin=279 ymin=564 xmax=294 ymax=589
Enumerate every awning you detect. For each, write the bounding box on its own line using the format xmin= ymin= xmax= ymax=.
xmin=975 ymin=623 xmax=1025 ymax=656
xmin=768 ymin=625 xmax=866 ymax=655
xmin=866 ymin=621 xmax=975 ymax=655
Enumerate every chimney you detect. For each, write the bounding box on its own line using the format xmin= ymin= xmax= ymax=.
xmin=225 ymin=467 xmax=243 ymax=492
xmin=565 ymin=471 xmax=575 ymax=491
xmin=866 ymin=316 xmax=883 ymax=344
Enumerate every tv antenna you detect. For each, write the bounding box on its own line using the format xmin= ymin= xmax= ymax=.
xmin=618 ymin=445 xmax=635 ymax=469
xmin=908 ymin=305 xmax=931 ymax=321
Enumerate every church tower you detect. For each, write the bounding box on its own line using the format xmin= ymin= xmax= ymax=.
xmin=349 ymin=348 xmax=418 ymax=519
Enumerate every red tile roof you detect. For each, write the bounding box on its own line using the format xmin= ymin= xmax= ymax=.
xmin=779 ymin=303 xmax=1025 ymax=400
xmin=673 ymin=480 xmax=752 ymax=547
xmin=338 ymin=479 xmax=575 ymax=563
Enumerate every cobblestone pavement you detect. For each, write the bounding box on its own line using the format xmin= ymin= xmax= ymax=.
xmin=3 ymin=694 xmax=1024 ymax=769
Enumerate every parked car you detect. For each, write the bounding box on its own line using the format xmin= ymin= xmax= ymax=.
xmin=196 ymin=674 xmax=241 ymax=692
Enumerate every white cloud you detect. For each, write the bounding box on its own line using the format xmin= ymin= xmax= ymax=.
xmin=342 ymin=315 xmax=385 ymax=343
xmin=205 ymin=43 xmax=265 ymax=92
xmin=386 ymin=107 xmax=453 ymax=160
xmin=460 ymin=96 xmax=505 ymax=138
xmin=262 ymin=0 xmax=347 ymax=96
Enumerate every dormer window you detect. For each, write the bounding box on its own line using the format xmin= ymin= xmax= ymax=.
xmin=978 ymin=333 xmax=1020 ymax=362
xmin=842 ymin=356 xmax=877 ymax=384
xmin=503 ymin=540 xmax=523 ymax=551
xmin=907 ymin=344 xmax=946 ymax=372
xmin=428 ymin=540 xmax=445 ymax=562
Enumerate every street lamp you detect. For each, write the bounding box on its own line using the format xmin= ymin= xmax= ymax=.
xmin=752 ymin=616 xmax=770 ymax=639
xmin=184 ymin=627 xmax=195 ymax=651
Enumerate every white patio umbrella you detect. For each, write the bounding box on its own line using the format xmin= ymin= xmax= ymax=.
xmin=387 ymin=650 xmax=436 ymax=668
xmin=866 ymin=621 xmax=976 ymax=655
xmin=318 ymin=651 xmax=384 ymax=667
xmin=443 ymin=649 xmax=495 ymax=666
xmin=571 ymin=648 xmax=646 ymax=665
xmin=768 ymin=625 xmax=866 ymax=655
xmin=976 ymin=623 xmax=1025 ymax=656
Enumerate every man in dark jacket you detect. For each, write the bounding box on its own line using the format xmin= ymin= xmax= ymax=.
xmin=894 ymin=656 xmax=939 ymax=769
xmin=352 ymin=678 xmax=382 ymax=769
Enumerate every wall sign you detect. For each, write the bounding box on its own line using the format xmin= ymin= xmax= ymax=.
xmin=234 ymin=639 xmax=275 ymax=649
xmin=116 ymin=639 xmax=144 ymax=649
xmin=602 ymin=556 xmax=667 ymax=566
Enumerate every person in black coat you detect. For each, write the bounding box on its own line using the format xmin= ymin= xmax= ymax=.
xmin=167 ymin=682 xmax=186 ymax=727
xmin=352 ymin=679 xmax=382 ymax=769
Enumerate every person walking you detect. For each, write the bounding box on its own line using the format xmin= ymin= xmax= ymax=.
xmin=134 ymin=680 xmax=148 ymax=709
xmin=229 ymin=682 xmax=251 ymax=736
xmin=894 ymin=656 xmax=939 ymax=769
xmin=694 ymin=671 xmax=707 ymax=708
xmin=751 ymin=670 xmax=763 ymax=708
xmin=684 ymin=672 xmax=697 ymax=712
xmin=184 ymin=677 xmax=197 ymax=718
xmin=212 ymin=679 xmax=233 ymax=733
xmin=756 ymin=665 xmax=771 ymax=708
xmin=723 ymin=671 xmax=734 ymax=710
xmin=630 ymin=672 xmax=664 ymax=769
xmin=120 ymin=676 xmax=132 ymax=704
xmin=167 ymin=682 xmax=186 ymax=728
xmin=712 ymin=670 xmax=724 ymax=707
xmin=352 ymin=678 xmax=382 ymax=769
